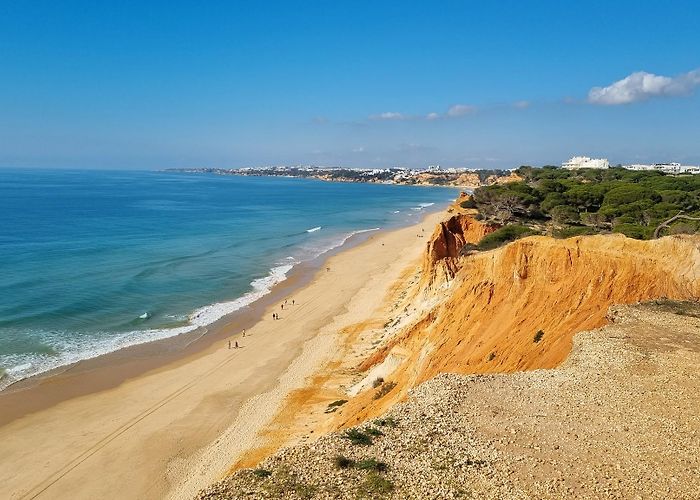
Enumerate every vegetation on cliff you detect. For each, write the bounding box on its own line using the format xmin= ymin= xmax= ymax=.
xmin=467 ymin=166 xmax=700 ymax=243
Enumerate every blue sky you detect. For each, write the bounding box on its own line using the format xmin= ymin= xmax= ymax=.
xmin=1 ymin=0 xmax=699 ymax=169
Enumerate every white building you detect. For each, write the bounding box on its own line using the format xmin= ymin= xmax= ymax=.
xmin=622 ymin=162 xmax=700 ymax=175
xmin=562 ymin=156 xmax=610 ymax=170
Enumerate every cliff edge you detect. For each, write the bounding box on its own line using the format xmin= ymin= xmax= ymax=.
xmin=199 ymin=301 xmax=700 ymax=499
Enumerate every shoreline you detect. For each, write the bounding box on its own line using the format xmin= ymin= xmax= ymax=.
xmin=0 ymin=207 xmax=447 ymax=500
xmin=0 ymin=206 xmax=442 ymax=424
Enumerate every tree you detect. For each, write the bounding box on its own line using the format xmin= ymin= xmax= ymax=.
xmin=549 ymin=205 xmax=580 ymax=225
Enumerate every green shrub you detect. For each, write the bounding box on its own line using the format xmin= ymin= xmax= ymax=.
xmin=253 ymin=469 xmax=272 ymax=478
xmin=355 ymin=458 xmax=388 ymax=472
xmin=334 ymin=455 xmax=354 ymax=469
xmin=374 ymin=417 xmax=398 ymax=427
xmin=373 ymin=381 xmax=397 ymax=400
xmin=553 ymin=226 xmax=597 ymax=238
xmin=372 ymin=377 xmax=384 ymax=388
xmin=365 ymin=427 xmax=383 ymax=437
xmin=533 ymin=330 xmax=544 ymax=343
xmin=477 ymin=225 xmax=536 ymax=250
xmin=613 ymin=223 xmax=654 ymax=240
xmin=357 ymin=472 xmax=394 ymax=496
xmin=344 ymin=429 xmax=373 ymax=446
xmin=460 ymin=197 xmax=477 ymax=209
xmin=549 ymin=205 xmax=580 ymax=224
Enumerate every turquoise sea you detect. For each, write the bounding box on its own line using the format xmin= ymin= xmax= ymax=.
xmin=0 ymin=169 xmax=456 ymax=388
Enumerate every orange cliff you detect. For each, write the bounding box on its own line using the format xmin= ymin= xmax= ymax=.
xmin=422 ymin=212 xmax=498 ymax=288
xmin=335 ymin=215 xmax=700 ymax=426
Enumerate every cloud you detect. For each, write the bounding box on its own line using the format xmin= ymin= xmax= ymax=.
xmin=368 ymin=104 xmax=476 ymax=122
xmin=513 ymin=100 xmax=530 ymax=109
xmin=588 ymin=69 xmax=700 ymax=105
xmin=446 ymin=104 xmax=476 ymax=117
xmin=369 ymin=111 xmax=406 ymax=120
xmin=352 ymin=146 xmax=365 ymax=153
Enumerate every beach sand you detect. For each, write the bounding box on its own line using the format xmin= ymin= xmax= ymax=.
xmin=0 ymin=211 xmax=444 ymax=500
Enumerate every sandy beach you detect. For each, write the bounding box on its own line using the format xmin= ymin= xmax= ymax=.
xmin=0 ymin=211 xmax=444 ymax=500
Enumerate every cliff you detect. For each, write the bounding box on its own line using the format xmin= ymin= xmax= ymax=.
xmin=201 ymin=301 xmax=700 ymax=499
xmin=336 ymin=226 xmax=700 ymax=426
xmin=422 ymin=214 xmax=498 ymax=287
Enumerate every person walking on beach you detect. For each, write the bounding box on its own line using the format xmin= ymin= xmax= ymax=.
xmin=235 ymin=341 xmax=239 ymax=349
xmin=242 ymin=329 xmax=246 ymax=337
xmin=292 ymin=299 xmax=295 ymax=306
xmin=281 ymin=303 xmax=284 ymax=310
xmin=228 ymin=340 xmax=231 ymax=349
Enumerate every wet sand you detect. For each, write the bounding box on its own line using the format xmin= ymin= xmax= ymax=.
xmin=0 ymin=211 xmax=444 ymax=500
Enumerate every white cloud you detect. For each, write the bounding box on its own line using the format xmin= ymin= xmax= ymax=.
xmin=369 ymin=104 xmax=476 ymax=122
xmin=370 ymin=111 xmax=406 ymax=120
xmin=513 ymin=100 xmax=530 ymax=109
xmin=352 ymin=146 xmax=365 ymax=153
xmin=588 ymin=69 xmax=700 ymax=105
xmin=447 ymin=104 xmax=476 ymax=117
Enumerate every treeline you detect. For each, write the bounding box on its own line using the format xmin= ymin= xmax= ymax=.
xmin=465 ymin=166 xmax=700 ymax=244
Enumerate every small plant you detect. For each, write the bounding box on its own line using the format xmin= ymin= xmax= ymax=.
xmin=372 ymin=377 xmax=384 ymax=388
xmin=365 ymin=426 xmax=383 ymax=437
xmin=344 ymin=428 xmax=373 ymax=446
xmin=488 ymin=352 xmax=496 ymax=361
xmin=373 ymin=381 xmax=397 ymax=400
xmin=355 ymin=458 xmax=388 ymax=472
xmin=533 ymin=330 xmax=544 ymax=343
xmin=333 ymin=454 xmax=354 ymax=469
xmin=374 ymin=417 xmax=397 ymax=427
xmin=357 ymin=472 xmax=394 ymax=495
xmin=325 ymin=399 xmax=348 ymax=413
xmin=252 ymin=468 xmax=272 ymax=478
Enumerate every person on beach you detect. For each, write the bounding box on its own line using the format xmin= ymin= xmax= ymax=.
xmin=228 ymin=340 xmax=231 ymax=349
xmin=242 ymin=329 xmax=246 ymax=337
xmin=235 ymin=341 xmax=239 ymax=349
xmin=292 ymin=299 xmax=295 ymax=306
xmin=281 ymin=304 xmax=284 ymax=310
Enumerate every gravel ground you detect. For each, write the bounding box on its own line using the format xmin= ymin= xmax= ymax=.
xmin=197 ymin=302 xmax=700 ymax=499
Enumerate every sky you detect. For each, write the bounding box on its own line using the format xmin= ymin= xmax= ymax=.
xmin=1 ymin=0 xmax=699 ymax=169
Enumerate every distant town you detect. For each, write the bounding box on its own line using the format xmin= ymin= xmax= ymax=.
xmin=167 ymin=156 xmax=699 ymax=188
xmin=166 ymin=165 xmax=519 ymax=188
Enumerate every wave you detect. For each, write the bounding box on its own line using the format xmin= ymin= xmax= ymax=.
xmin=0 ymin=263 xmax=294 ymax=391
xmin=411 ymin=202 xmax=436 ymax=211
xmin=306 ymin=226 xmax=322 ymax=233
xmin=0 ymin=227 xmax=382 ymax=391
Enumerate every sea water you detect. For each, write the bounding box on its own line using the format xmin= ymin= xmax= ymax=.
xmin=0 ymin=169 xmax=457 ymax=388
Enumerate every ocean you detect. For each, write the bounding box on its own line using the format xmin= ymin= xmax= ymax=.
xmin=0 ymin=169 xmax=457 ymax=389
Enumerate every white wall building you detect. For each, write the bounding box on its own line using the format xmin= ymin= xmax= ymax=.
xmin=622 ymin=162 xmax=700 ymax=175
xmin=562 ymin=156 xmax=610 ymax=170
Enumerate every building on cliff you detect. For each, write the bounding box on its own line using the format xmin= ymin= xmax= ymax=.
xmin=562 ymin=156 xmax=610 ymax=170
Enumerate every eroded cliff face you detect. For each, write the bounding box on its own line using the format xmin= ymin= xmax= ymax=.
xmin=422 ymin=214 xmax=498 ymax=288
xmin=336 ymin=231 xmax=700 ymax=426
